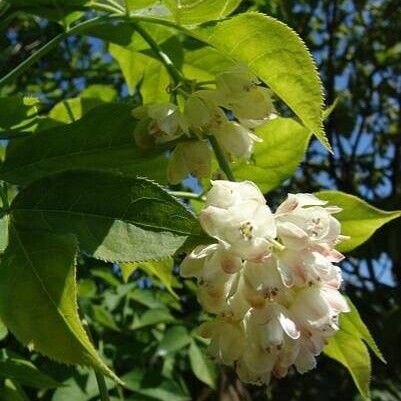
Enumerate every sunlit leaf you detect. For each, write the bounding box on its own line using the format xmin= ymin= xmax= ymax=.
xmin=316 ymin=191 xmax=401 ymax=252
xmin=0 ymin=228 xmax=120 ymax=382
xmin=197 ymin=13 xmax=329 ymax=149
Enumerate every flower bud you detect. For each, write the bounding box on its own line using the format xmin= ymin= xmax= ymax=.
xmin=167 ymin=141 xmax=211 ymax=184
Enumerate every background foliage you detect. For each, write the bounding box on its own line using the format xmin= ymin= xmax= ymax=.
xmin=0 ymin=0 xmax=400 ymax=400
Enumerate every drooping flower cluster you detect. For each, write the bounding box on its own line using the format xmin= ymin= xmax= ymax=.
xmin=180 ymin=180 xmax=350 ymax=385
xmin=132 ymin=66 xmax=276 ymax=184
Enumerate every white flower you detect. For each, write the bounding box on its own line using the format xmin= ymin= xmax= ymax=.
xmin=215 ymin=66 xmax=275 ymax=121
xmin=198 ymin=319 xmax=245 ymax=365
xmin=184 ymin=91 xmax=227 ymax=132
xmin=133 ymin=103 xmax=187 ymax=143
xmin=180 ymin=183 xmax=350 ymax=386
xmin=167 ymin=141 xmax=211 ymax=184
xmin=205 ymin=180 xmax=266 ymax=209
xmin=242 ymin=257 xmax=293 ymax=307
xmin=200 ymin=197 xmax=276 ymax=261
xmin=213 ymin=121 xmax=262 ymax=159
xmin=275 ymin=193 xmax=345 ymax=249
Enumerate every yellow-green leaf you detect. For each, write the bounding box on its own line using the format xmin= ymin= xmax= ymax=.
xmin=197 ymin=12 xmax=329 ymax=150
xmin=341 ymin=298 xmax=386 ymax=363
xmin=233 ymin=117 xmax=311 ymax=193
xmin=316 ymin=191 xmax=401 ymax=252
xmin=122 ymin=257 xmax=179 ymax=298
xmin=0 ymin=227 xmax=120 ymax=383
xmin=325 ymin=330 xmax=371 ymax=400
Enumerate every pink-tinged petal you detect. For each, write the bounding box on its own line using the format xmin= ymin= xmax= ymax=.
xmin=275 ymin=194 xmax=299 ymax=215
xmin=311 ymin=243 xmax=345 ymax=262
xmin=322 ymin=287 xmax=350 ymax=313
xmin=277 ymin=221 xmax=309 ymax=250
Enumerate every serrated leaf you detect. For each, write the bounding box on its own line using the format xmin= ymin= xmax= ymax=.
xmin=316 ymin=191 xmax=401 ymax=252
xmin=122 ymin=257 xmax=180 ymax=298
xmin=164 ymin=0 xmax=241 ymax=25
xmin=188 ymin=340 xmax=217 ymax=389
xmin=324 ymin=330 xmax=371 ymax=400
xmin=10 ymin=171 xmax=206 ymax=262
xmin=0 ymin=350 xmax=60 ymax=389
xmin=341 ymin=298 xmax=385 ymax=363
xmin=196 ymin=13 xmax=329 ymax=150
xmin=0 ymin=227 xmax=119 ymax=382
xmin=233 ymin=118 xmax=311 ymax=193
xmin=0 ymin=103 xmax=167 ymax=185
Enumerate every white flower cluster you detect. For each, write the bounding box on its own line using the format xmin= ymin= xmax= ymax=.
xmin=132 ymin=66 xmax=276 ymax=184
xmin=180 ymin=180 xmax=350 ymax=385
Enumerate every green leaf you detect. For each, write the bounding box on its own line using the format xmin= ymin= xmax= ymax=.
xmin=197 ymin=12 xmax=329 ymax=150
xmin=0 ymin=379 xmax=28 ymax=401
xmin=182 ymin=47 xmax=235 ymax=82
xmin=10 ymin=171 xmax=206 ymax=262
xmin=316 ymin=191 xmax=401 ymax=252
xmin=5 ymin=0 xmax=88 ymax=21
xmin=0 ymin=215 xmax=9 ymax=253
xmin=157 ymin=326 xmax=191 ymax=356
xmin=188 ymin=340 xmax=218 ymax=389
xmin=164 ymin=0 xmax=241 ymax=25
xmin=0 ymin=318 xmax=7 ymax=341
xmin=52 ymin=368 xmax=116 ymax=401
xmin=122 ymin=368 xmax=190 ymax=401
xmin=49 ymin=97 xmax=104 ymax=124
xmin=0 ymin=350 xmax=60 ymax=389
xmin=0 ymin=96 xmax=39 ymax=129
xmin=0 ymin=103 xmax=168 ymax=185
xmin=341 ymin=298 xmax=386 ymax=363
xmin=131 ymin=308 xmax=175 ymax=330
xmin=324 ymin=330 xmax=371 ymax=400
xmin=122 ymin=258 xmax=180 ymax=298
xmin=80 ymin=84 xmax=118 ymax=102
xmin=91 ymin=305 xmax=120 ymax=332
xmin=232 ymin=118 xmax=311 ymax=193
xmin=0 ymin=228 xmax=119 ymax=382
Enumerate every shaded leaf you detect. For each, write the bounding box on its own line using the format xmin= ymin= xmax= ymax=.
xmin=10 ymin=171 xmax=206 ymax=262
xmin=0 ymin=103 xmax=167 ymax=185
xmin=122 ymin=368 xmax=190 ymax=401
xmin=0 ymin=350 xmax=60 ymax=389
xmin=157 ymin=326 xmax=191 ymax=356
xmin=188 ymin=340 xmax=217 ymax=389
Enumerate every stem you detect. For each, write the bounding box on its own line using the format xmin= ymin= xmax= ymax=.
xmin=94 ymin=370 xmax=110 ymax=401
xmin=169 ymin=191 xmax=205 ymax=201
xmin=0 ymin=15 xmax=119 ymax=87
xmin=91 ymin=1 xmax=123 ymax=14
xmin=208 ymin=135 xmax=236 ymax=182
xmin=129 ymin=21 xmax=185 ymax=86
xmin=84 ymin=321 xmax=110 ymax=401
